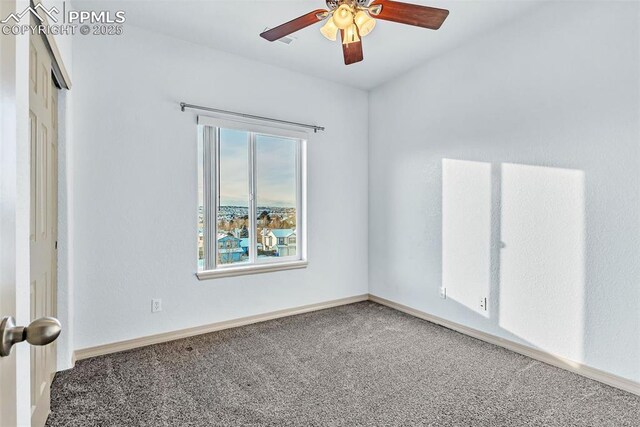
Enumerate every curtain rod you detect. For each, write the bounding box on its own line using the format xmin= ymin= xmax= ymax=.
xmin=180 ymin=102 xmax=325 ymax=133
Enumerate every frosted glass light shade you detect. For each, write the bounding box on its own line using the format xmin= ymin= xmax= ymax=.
xmin=320 ymin=17 xmax=339 ymax=41
xmin=354 ymin=11 xmax=376 ymax=37
xmin=333 ymin=4 xmax=354 ymax=30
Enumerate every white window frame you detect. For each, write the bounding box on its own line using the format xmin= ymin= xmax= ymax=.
xmin=197 ymin=115 xmax=308 ymax=280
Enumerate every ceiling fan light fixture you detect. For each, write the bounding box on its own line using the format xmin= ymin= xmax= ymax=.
xmin=354 ymin=10 xmax=376 ymax=37
xmin=259 ymin=0 xmax=450 ymax=66
xmin=320 ymin=15 xmax=339 ymax=41
xmin=342 ymin=23 xmax=360 ymax=45
xmin=332 ymin=4 xmax=354 ymax=30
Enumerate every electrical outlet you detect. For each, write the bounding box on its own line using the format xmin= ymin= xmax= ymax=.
xmin=480 ymin=297 xmax=487 ymax=311
xmin=151 ymin=298 xmax=162 ymax=313
xmin=440 ymin=287 xmax=447 ymax=299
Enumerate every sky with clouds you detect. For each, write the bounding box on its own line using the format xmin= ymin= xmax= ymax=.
xmin=218 ymin=129 xmax=297 ymax=208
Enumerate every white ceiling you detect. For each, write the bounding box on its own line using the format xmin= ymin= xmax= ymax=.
xmin=72 ymin=0 xmax=541 ymax=89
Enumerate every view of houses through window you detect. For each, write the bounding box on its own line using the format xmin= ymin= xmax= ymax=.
xmin=198 ymin=126 xmax=301 ymax=271
xmin=256 ymin=134 xmax=297 ymax=260
xmin=216 ymin=128 xmax=250 ymax=265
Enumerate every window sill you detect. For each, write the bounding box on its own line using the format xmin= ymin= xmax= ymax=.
xmin=196 ymin=260 xmax=308 ymax=280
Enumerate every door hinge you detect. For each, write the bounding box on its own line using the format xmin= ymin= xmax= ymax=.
xmin=55 ymin=241 xmax=58 ymax=250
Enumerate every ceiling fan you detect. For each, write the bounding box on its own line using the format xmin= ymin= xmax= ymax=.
xmin=260 ymin=0 xmax=449 ymax=65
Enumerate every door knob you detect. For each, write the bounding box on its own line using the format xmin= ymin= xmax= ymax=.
xmin=0 ymin=316 xmax=61 ymax=357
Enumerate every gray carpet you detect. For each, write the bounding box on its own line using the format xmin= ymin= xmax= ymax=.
xmin=47 ymin=302 xmax=640 ymax=426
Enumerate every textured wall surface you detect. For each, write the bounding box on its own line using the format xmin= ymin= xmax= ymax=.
xmin=66 ymin=1 xmax=640 ymax=387
xmin=368 ymin=1 xmax=640 ymax=382
xmin=70 ymin=26 xmax=369 ymax=350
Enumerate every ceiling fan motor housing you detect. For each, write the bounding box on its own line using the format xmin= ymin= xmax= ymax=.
xmin=326 ymin=0 xmax=370 ymax=10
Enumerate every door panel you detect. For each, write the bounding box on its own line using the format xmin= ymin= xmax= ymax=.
xmin=50 ymin=106 xmax=58 ymax=380
xmin=29 ymin=27 xmax=58 ymax=427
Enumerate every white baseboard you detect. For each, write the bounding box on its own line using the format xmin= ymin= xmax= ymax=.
xmin=74 ymin=294 xmax=369 ymax=361
xmin=72 ymin=292 xmax=639 ymax=397
xmin=368 ymin=294 xmax=640 ymax=397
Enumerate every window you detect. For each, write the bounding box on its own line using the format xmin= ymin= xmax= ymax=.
xmin=197 ymin=117 xmax=307 ymax=279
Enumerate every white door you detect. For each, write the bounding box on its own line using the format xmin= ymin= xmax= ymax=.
xmin=29 ymin=25 xmax=59 ymax=427
xmin=0 ymin=7 xmax=61 ymax=426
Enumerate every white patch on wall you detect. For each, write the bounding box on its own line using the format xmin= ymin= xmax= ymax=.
xmin=442 ymin=159 xmax=492 ymax=316
xmin=499 ymin=163 xmax=585 ymax=361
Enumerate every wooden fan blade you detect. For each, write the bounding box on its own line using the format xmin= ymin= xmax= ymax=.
xmin=370 ymin=0 xmax=449 ymax=30
xmin=340 ymin=30 xmax=364 ymax=65
xmin=260 ymin=9 xmax=328 ymax=41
